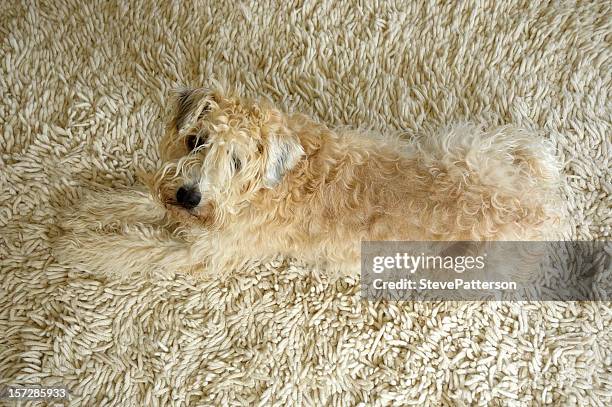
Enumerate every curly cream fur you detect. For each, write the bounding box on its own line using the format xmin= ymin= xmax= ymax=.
xmin=52 ymin=87 xmax=564 ymax=278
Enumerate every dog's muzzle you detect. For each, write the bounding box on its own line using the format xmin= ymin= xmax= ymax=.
xmin=175 ymin=186 xmax=201 ymax=209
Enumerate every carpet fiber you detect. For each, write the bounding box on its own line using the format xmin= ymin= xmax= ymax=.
xmin=1 ymin=0 xmax=611 ymax=405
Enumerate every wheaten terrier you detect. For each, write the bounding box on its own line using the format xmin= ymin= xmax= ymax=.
xmin=52 ymin=87 xmax=563 ymax=278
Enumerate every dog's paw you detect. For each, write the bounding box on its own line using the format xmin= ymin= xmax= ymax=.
xmin=57 ymin=187 xmax=166 ymax=233
xmin=50 ymin=219 xmax=196 ymax=277
xmin=49 ymin=185 xmax=195 ymax=275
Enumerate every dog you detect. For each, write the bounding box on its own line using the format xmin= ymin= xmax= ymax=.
xmin=52 ymin=86 xmax=563 ymax=279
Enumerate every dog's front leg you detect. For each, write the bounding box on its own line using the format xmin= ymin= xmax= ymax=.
xmin=51 ymin=187 xmax=199 ymax=277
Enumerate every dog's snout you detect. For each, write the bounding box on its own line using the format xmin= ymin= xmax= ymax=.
xmin=175 ymin=186 xmax=201 ymax=209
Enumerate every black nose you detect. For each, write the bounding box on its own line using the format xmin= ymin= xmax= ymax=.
xmin=175 ymin=186 xmax=201 ymax=209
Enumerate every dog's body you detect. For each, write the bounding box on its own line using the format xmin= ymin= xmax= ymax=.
xmin=53 ymin=88 xmax=563 ymax=278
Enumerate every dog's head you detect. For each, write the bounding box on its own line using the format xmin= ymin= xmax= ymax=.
xmin=147 ymin=87 xmax=304 ymax=227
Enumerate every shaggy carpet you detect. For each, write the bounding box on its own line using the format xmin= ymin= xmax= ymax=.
xmin=1 ymin=0 xmax=610 ymax=405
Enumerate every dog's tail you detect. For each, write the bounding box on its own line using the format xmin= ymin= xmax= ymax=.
xmin=413 ymin=123 xmax=565 ymax=240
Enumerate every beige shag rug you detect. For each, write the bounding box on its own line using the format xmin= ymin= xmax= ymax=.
xmin=1 ymin=1 xmax=611 ymax=405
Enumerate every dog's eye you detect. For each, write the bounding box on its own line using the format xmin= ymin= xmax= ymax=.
xmin=198 ymin=103 xmax=211 ymax=120
xmin=231 ymin=154 xmax=242 ymax=173
xmin=185 ymin=133 xmax=208 ymax=151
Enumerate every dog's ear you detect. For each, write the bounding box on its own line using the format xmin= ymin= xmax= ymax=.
xmin=263 ymin=133 xmax=304 ymax=188
xmin=171 ymin=87 xmax=211 ymax=131
xmin=171 ymin=88 xmax=197 ymax=131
